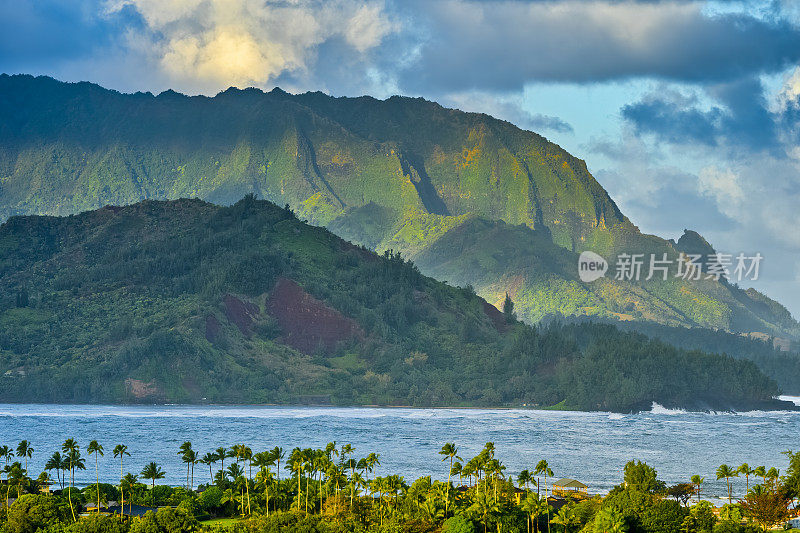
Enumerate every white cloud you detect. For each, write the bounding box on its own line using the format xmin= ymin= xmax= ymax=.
xmin=106 ymin=0 xmax=397 ymax=93
xmin=697 ymin=166 xmax=745 ymax=212
xmin=774 ymin=66 xmax=800 ymax=112
xmin=345 ymin=4 xmax=394 ymax=53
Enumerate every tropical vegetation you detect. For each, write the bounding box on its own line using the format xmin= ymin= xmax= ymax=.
xmin=0 ymin=438 xmax=798 ymax=533
xmin=0 ymin=74 xmax=797 ymax=340
xmin=0 ymin=197 xmax=787 ymax=411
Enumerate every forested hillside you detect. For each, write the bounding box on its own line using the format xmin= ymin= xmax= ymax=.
xmin=0 ymin=74 xmax=796 ymax=339
xmin=569 ymin=317 xmax=800 ymax=394
xmin=0 ymin=197 xmax=787 ymax=411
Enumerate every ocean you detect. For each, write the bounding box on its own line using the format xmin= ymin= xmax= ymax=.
xmin=1 ymin=398 xmax=798 ymax=502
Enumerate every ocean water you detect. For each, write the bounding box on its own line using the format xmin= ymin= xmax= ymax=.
xmin=0 ymin=398 xmax=798 ymax=502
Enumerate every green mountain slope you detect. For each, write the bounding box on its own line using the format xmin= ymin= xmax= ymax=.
xmin=0 ymin=74 xmax=796 ymax=339
xmin=0 ymin=198 xmax=788 ymax=411
xmin=412 ymin=219 xmax=799 ymax=336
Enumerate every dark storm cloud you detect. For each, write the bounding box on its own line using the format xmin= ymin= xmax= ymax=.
xmin=0 ymin=0 xmax=140 ymax=72
xmin=397 ymin=0 xmax=800 ymax=92
xmin=4 ymin=0 xmax=800 ymax=99
xmin=621 ymin=77 xmax=781 ymax=151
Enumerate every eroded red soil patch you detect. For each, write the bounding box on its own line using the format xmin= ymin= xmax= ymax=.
xmin=267 ymin=277 xmax=363 ymax=354
xmin=224 ymin=294 xmax=260 ymax=337
xmin=124 ymin=378 xmax=161 ymax=400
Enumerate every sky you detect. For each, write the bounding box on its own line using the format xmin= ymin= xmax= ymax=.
xmin=1 ymin=0 xmax=800 ymax=318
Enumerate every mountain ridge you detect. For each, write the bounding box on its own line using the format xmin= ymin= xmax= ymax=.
xmin=0 ymin=73 xmax=796 ymax=340
xmin=0 ymin=197 xmax=790 ymax=412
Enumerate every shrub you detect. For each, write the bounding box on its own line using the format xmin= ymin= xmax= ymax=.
xmin=442 ymin=515 xmax=475 ymax=533
xmin=4 ymin=494 xmax=72 ymax=533
xmin=129 ymin=507 xmax=199 ymax=533
xmin=197 ymin=486 xmax=223 ymax=513
xmin=66 ymin=514 xmax=129 ymax=533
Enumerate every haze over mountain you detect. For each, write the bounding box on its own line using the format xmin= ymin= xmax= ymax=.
xmin=0 ymin=74 xmax=798 ymax=342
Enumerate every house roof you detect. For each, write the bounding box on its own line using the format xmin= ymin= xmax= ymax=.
xmin=107 ymin=504 xmax=158 ymax=517
xmin=553 ymin=478 xmax=587 ymax=489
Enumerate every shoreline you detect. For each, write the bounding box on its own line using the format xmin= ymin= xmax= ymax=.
xmin=0 ymin=397 xmax=798 ymax=414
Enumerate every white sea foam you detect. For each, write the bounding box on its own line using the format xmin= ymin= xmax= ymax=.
xmin=778 ymin=395 xmax=800 ymax=406
xmin=649 ymin=403 xmax=688 ymax=415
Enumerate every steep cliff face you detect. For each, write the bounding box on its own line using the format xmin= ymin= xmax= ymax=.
xmin=0 ymin=74 xmax=796 ymax=338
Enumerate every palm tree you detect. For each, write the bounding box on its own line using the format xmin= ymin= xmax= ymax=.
xmin=112 ymin=444 xmax=130 ymax=511
xmin=551 ymin=507 xmax=579 ymax=533
xmin=439 ymin=443 xmax=459 ymax=515
xmin=141 ymin=461 xmax=165 ymax=497
xmin=766 ymin=467 xmax=779 ymax=490
xmin=16 ymin=440 xmax=33 ymax=473
xmin=240 ymin=446 xmax=253 ymax=514
xmin=113 ymin=445 xmax=130 ymax=479
xmin=6 ymin=462 xmax=26 ymax=508
xmin=59 ymin=454 xmax=71 ymax=489
xmin=535 ymin=460 xmax=553 ymax=498
xmin=200 ymin=452 xmax=217 ymax=483
xmin=467 ymin=487 xmax=501 ymax=533
xmin=363 ymin=452 xmax=380 ymax=484
xmin=0 ymin=445 xmax=11 ymax=469
xmin=690 ymin=475 xmax=704 ymax=501
xmin=535 ymin=460 xmax=554 ymax=533
xmin=254 ymin=451 xmax=275 ymax=514
xmin=519 ymin=469 xmax=532 ymax=494
xmin=187 ymin=449 xmax=199 ymax=491
xmin=45 ymin=452 xmax=64 ymax=490
xmin=738 ymin=464 xmax=753 ymax=493
xmin=451 ymin=461 xmax=463 ymax=488
xmin=214 ymin=447 xmax=228 ymax=475
xmin=312 ymin=450 xmax=328 ymax=512
xmin=62 ymin=438 xmax=81 ymax=522
xmin=716 ymin=464 xmax=737 ymax=502
xmin=120 ymin=473 xmax=138 ymax=515
xmin=179 ymin=441 xmax=193 ymax=490
xmin=520 ymin=493 xmax=546 ymax=533
xmin=338 ymin=444 xmax=356 ymax=507
xmin=753 ymin=465 xmax=767 ymax=486
xmin=255 ymin=466 xmax=275 ymax=516
xmin=87 ymin=440 xmax=104 ymax=513
xmin=226 ymin=463 xmax=247 ymax=516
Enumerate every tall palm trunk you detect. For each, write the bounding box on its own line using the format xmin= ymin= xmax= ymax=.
xmin=246 ymin=476 xmax=251 ymax=515
xmin=446 ymin=456 xmax=453 ymax=515
xmin=350 ymin=465 xmax=355 ymax=508
xmin=95 ymin=454 xmax=100 ymax=513
xmin=68 ymin=465 xmax=76 ymax=522
xmin=297 ymin=469 xmax=301 ymax=510
xmin=119 ymin=458 xmax=123 ymax=515
xmin=265 ymin=483 xmax=270 ymax=517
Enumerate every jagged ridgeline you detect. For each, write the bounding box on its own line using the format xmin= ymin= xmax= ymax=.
xmin=1 ymin=74 xmax=796 ymax=339
xmin=0 ymin=198 xmax=788 ymax=411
